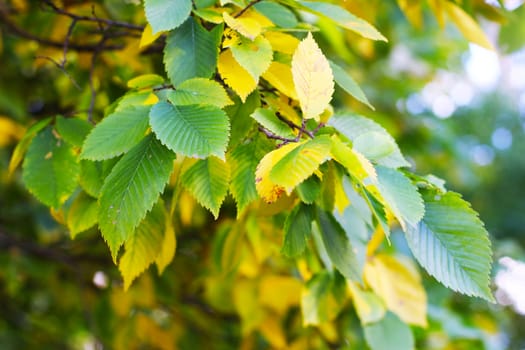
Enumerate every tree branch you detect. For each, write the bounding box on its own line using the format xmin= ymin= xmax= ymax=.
xmin=234 ymin=0 xmax=263 ymax=18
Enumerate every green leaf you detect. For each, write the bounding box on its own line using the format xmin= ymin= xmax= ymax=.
xmin=282 ymin=203 xmax=314 ymax=257
xmin=56 ymin=117 xmax=93 ymax=147
xmin=149 ymin=101 xmax=230 ymax=159
xmin=231 ymin=35 xmax=273 ymax=81
xmin=229 ymin=135 xmax=272 ymax=214
xmin=127 ymin=74 xmax=164 ymax=89
xmin=81 ymin=105 xmax=150 ymax=161
xmin=334 ymin=178 xmax=372 ymax=274
xmin=98 ymin=134 xmax=175 ymax=261
xmin=9 ymin=117 xmax=52 ymax=176
xmin=376 ymin=165 xmax=424 ymax=231
xmin=226 ymin=91 xmax=259 ymax=148
xmin=329 ymin=61 xmax=374 ymax=110
xmin=254 ymin=1 xmax=298 ymax=28
xmin=317 ymin=209 xmax=362 ymax=282
xmin=22 ymin=126 xmax=80 ymax=209
xmin=296 ymin=1 xmax=387 ymax=41
xmin=144 ymin=0 xmax=192 ymax=34
xmin=167 ymin=78 xmax=233 ymax=108
xmin=67 ymin=192 xmax=98 ymax=238
xmin=119 ymin=201 xmax=165 ymax=290
xmin=301 ymin=271 xmax=347 ymax=325
xmin=250 ymin=108 xmax=295 ymax=139
xmin=79 ymin=159 xmax=117 ymax=198
xmin=163 ymin=18 xmax=223 ymax=85
xmin=270 ymin=135 xmax=332 ymax=193
xmin=405 ymin=190 xmax=494 ymax=301
xmin=296 ymin=175 xmax=321 ymax=204
xmin=182 ymin=157 xmax=230 ymax=219
xmin=329 ymin=113 xmax=410 ymax=168
xmin=364 ymin=312 xmax=414 ymax=350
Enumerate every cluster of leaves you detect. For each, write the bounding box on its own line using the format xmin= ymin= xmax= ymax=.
xmin=4 ymin=0 xmax=511 ymax=348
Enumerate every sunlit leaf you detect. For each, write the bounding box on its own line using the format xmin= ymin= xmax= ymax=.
xmin=296 ymin=1 xmax=387 ymax=41
xmin=262 ymin=61 xmax=298 ymax=99
xmin=364 ymin=254 xmax=427 ymax=327
xmin=231 ymin=35 xmax=273 ymax=81
xmin=292 ymin=32 xmax=334 ymax=120
xmin=444 ymin=2 xmax=494 ymax=50
xmin=139 ymin=23 xmax=163 ymax=48
xmin=223 ymin=12 xmax=262 ymax=40
xmin=218 ymin=49 xmax=257 ymax=102
xmin=270 ymin=136 xmax=332 ymax=193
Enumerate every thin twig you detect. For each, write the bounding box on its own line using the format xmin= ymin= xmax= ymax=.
xmin=34 ymin=55 xmax=81 ymax=90
xmin=234 ymin=0 xmax=263 ymax=18
xmin=42 ymin=0 xmax=143 ymax=31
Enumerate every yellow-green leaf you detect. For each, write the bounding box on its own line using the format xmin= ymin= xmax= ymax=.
xmin=119 ymin=202 xmax=165 ymax=290
xmin=223 ymin=12 xmax=262 ymax=40
xmin=218 ymin=49 xmax=257 ymax=102
xmin=348 ymin=281 xmax=386 ymax=325
xmin=292 ymin=32 xmax=334 ymax=120
xmin=270 ymin=136 xmax=332 ymax=193
xmin=139 ymin=23 xmax=163 ymax=48
xmin=155 ymin=213 xmax=176 ymax=274
xmin=364 ymin=254 xmax=427 ymax=327
xmin=444 ymin=2 xmax=494 ymax=50
xmin=262 ymin=61 xmax=298 ymax=99
xmin=67 ymin=192 xmax=98 ymax=239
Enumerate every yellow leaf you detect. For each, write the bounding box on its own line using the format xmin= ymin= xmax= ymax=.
xmin=255 ymin=142 xmax=302 ymax=203
xmin=264 ymin=31 xmax=300 ymax=55
xmin=155 ymin=214 xmax=176 ymax=274
xmin=0 ymin=117 xmax=24 ymax=147
xmin=292 ymin=32 xmax=334 ymax=120
xmin=259 ymin=314 xmax=287 ymax=349
xmin=233 ymin=279 xmax=266 ymax=334
xmin=366 ymin=226 xmax=385 ymax=256
xmin=143 ymin=92 xmax=159 ymax=105
xmin=397 ymin=0 xmax=423 ymax=29
xmin=330 ymin=136 xmax=377 ymax=183
xmin=364 ymin=254 xmax=428 ymax=327
xmin=333 ymin=167 xmax=349 ymax=213
xmin=428 ymin=0 xmax=445 ymax=29
xmin=218 ymin=49 xmax=257 ymax=102
xmin=444 ymin=2 xmax=494 ymax=50
xmin=223 ymin=12 xmax=262 ymax=40
xmin=348 ymin=281 xmax=386 ymax=325
xmin=270 ymin=136 xmax=332 ymax=194
xmin=139 ymin=23 xmax=163 ymax=48
xmin=262 ymin=61 xmax=298 ymax=100
xmin=259 ymin=275 xmax=302 ymax=314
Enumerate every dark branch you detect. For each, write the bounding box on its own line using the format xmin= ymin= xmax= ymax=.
xmin=234 ymin=0 xmax=263 ymax=18
xmin=0 ymin=11 xmax=124 ymax=52
xmin=41 ymin=0 xmax=144 ymax=31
